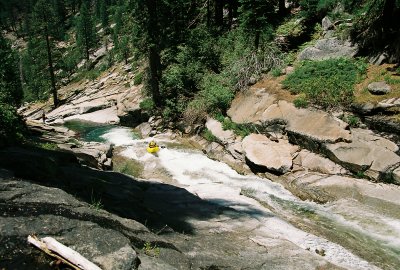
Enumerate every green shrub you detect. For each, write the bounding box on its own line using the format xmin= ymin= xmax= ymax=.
xmin=282 ymin=58 xmax=367 ymax=109
xmin=202 ymin=129 xmax=218 ymax=142
xmin=343 ymin=114 xmax=360 ymax=127
xmin=139 ymin=98 xmax=155 ymax=112
xmin=271 ymin=68 xmax=282 ymax=77
xmin=293 ymin=96 xmax=309 ymax=108
xmin=276 ymin=18 xmax=305 ymax=38
xmin=0 ymin=104 xmax=25 ymax=147
xmin=214 ymin=114 xmax=254 ymax=138
xmin=199 ymin=74 xmax=234 ymax=114
xmin=134 ymin=71 xmax=143 ymax=85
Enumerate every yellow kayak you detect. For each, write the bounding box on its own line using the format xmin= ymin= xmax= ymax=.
xmin=147 ymin=146 xmax=160 ymax=153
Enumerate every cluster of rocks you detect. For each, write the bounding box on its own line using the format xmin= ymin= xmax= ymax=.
xmin=203 ymin=86 xmax=400 ymax=185
xmin=19 ymin=63 xmax=145 ymax=126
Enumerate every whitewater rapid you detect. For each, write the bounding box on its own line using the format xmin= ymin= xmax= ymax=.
xmin=99 ymin=127 xmax=400 ymax=270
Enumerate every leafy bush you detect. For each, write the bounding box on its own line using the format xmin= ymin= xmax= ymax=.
xmin=0 ymin=104 xmax=25 ymax=147
xmin=293 ymin=95 xmax=309 ymax=108
xmin=342 ymin=114 xmax=360 ymax=127
xmin=134 ymin=71 xmax=143 ymax=85
xmin=139 ymin=98 xmax=155 ymax=112
xmin=202 ymin=128 xmax=218 ymax=142
xmin=199 ymin=73 xmax=234 ymax=114
xmin=282 ymin=58 xmax=367 ymax=108
xmin=271 ymin=68 xmax=282 ymax=77
xmin=214 ymin=114 xmax=254 ymax=138
xmin=276 ymin=18 xmax=305 ymax=38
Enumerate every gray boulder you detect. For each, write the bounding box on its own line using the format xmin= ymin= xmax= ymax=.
xmin=321 ymin=16 xmax=334 ymax=31
xmin=58 ymin=142 xmax=113 ymax=170
xmin=293 ymin=149 xmax=348 ymax=175
xmin=298 ymin=37 xmax=358 ymax=61
xmin=324 ymin=128 xmax=400 ymax=181
xmin=242 ymin=133 xmax=299 ymax=174
xmin=367 ymin=81 xmax=391 ymax=95
xmin=205 ymin=118 xmax=236 ymax=145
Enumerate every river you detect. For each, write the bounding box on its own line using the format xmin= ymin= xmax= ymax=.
xmin=67 ymin=121 xmax=400 ymax=270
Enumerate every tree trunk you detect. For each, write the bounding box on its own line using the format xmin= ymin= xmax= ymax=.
xmin=45 ymin=26 xmax=58 ymax=107
xmin=214 ymin=0 xmax=223 ymax=28
xmin=278 ymin=0 xmax=286 ymax=16
xmin=146 ymin=0 xmax=162 ymax=106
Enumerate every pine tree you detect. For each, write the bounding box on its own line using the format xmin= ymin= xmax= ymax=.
xmin=0 ymin=33 xmax=23 ymax=105
xmin=238 ymin=0 xmax=275 ymax=49
xmin=31 ymin=0 xmax=59 ymax=107
xmin=76 ymin=1 xmax=97 ymax=61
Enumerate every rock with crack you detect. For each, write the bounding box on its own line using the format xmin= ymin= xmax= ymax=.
xmin=58 ymin=142 xmax=113 ymax=170
xmin=324 ymin=128 xmax=400 ymax=181
xmin=242 ymin=133 xmax=299 ymax=174
xmin=293 ymin=149 xmax=348 ymax=175
xmin=262 ymin=101 xmax=351 ymax=145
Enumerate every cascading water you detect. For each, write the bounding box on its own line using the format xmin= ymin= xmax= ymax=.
xmin=69 ymin=123 xmax=400 ymax=270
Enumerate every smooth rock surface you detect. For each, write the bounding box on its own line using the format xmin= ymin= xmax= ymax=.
xmin=324 ymin=128 xmax=400 ymax=180
xmin=293 ymin=150 xmax=348 ymax=175
xmin=242 ymin=133 xmax=299 ymax=174
xmin=367 ymin=81 xmax=391 ymax=95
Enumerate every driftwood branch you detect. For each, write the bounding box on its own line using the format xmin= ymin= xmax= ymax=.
xmin=27 ymin=235 xmax=101 ymax=270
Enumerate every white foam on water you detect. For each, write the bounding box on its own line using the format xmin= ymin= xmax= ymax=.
xmin=100 ymin=127 xmax=137 ymax=146
xmin=118 ymin=141 xmax=387 ymax=270
xmin=155 ymin=148 xmax=381 ymax=270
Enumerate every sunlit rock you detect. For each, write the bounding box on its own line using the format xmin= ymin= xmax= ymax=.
xmin=242 ymin=133 xmax=299 ymax=174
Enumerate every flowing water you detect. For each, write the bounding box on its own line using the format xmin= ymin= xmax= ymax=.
xmin=69 ymin=122 xmax=400 ymax=270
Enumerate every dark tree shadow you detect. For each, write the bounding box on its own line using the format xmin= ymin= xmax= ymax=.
xmin=0 ymin=146 xmax=273 ymax=234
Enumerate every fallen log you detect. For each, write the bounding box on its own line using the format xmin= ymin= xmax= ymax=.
xmin=27 ymin=235 xmax=101 ymax=270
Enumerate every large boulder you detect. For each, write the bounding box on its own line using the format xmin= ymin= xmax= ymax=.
xmin=59 ymin=142 xmax=113 ymax=170
xmin=367 ymin=81 xmax=391 ymax=95
xmin=298 ymin=37 xmax=358 ymax=61
xmin=262 ymin=101 xmax=351 ymax=149
xmin=242 ymin=134 xmax=299 ymax=174
xmin=324 ymin=128 xmax=400 ymax=181
xmin=293 ymin=149 xmax=348 ymax=175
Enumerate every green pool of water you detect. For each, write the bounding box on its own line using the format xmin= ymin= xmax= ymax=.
xmin=64 ymin=120 xmax=139 ymax=143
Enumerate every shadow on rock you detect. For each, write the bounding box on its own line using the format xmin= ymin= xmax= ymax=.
xmin=0 ymin=146 xmax=229 ymax=234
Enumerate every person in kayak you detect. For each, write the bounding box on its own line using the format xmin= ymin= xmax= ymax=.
xmin=147 ymin=140 xmax=160 ymax=153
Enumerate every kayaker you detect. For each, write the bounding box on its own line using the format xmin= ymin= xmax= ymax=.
xmin=147 ymin=140 xmax=160 ymax=153
xmin=148 ymin=140 xmax=158 ymax=148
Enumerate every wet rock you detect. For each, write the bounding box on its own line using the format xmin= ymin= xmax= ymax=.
xmin=367 ymin=81 xmax=391 ymax=95
xmin=242 ymin=134 xmax=299 ymax=174
xmin=298 ymin=37 xmax=358 ymax=61
xmin=137 ymin=122 xmax=153 ymax=138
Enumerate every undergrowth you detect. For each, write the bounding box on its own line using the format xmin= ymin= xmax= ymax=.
xmin=282 ymin=58 xmax=367 ymax=109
